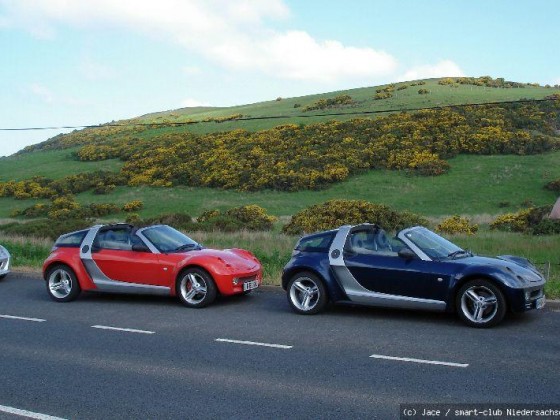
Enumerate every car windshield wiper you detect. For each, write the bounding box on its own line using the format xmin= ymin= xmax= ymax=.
xmin=172 ymin=243 xmax=198 ymax=253
xmin=447 ymin=250 xmax=470 ymax=259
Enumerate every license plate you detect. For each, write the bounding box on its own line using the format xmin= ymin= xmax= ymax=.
xmin=535 ymin=296 xmax=545 ymax=310
xmin=243 ymin=280 xmax=259 ymax=291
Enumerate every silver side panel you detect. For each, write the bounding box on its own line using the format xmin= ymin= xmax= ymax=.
xmin=82 ymin=259 xmax=171 ymax=295
xmin=397 ymin=227 xmax=432 ymax=261
xmin=329 ymin=225 xmax=352 ymax=267
xmin=135 ymin=227 xmax=160 ymax=254
xmin=329 ymin=224 xmax=445 ymax=312
xmin=81 ymin=226 xmax=170 ymax=295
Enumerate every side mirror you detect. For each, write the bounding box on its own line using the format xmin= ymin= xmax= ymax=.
xmin=132 ymin=243 xmax=150 ymax=253
xmin=398 ymin=248 xmax=416 ymax=260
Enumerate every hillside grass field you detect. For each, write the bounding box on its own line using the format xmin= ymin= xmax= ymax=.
xmin=1 ymin=150 xmax=559 ymax=219
xmin=132 ymin=79 xmax=560 ymax=135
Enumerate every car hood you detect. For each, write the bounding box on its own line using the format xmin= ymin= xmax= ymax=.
xmin=189 ymin=248 xmax=260 ymax=272
xmin=451 ymin=255 xmax=544 ymax=283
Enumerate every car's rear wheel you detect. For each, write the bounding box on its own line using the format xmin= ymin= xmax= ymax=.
xmin=177 ymin=268 xmax=217 ymax=308
xmin=287 ymin=272 xmax=328 ymax=315
xmin=456 ymin=279 xmax=506 ymax=328
xmin=46 ymin=265 xmax=81 ymax=302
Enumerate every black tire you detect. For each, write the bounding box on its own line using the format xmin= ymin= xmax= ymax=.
xmin=45 ymin=264 xmax=81 ymax=302
xmin=176 ymin=268 xmax=217 ymax=308
xmin=456 ymin=279 xmax=506 ymax=328
xmin=287 ymin=272 xmax=328 ymax=315
xmin=0 ymin=274 xmax=6 ymax=280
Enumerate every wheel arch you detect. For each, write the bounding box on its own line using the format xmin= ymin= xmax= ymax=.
xmin=43 ymin=259 xmax=78 ymax=281
xmin=449 ymin=274 xmax=509 ymax=312
xmin=282 ymin=266 xmax=327 ymax=290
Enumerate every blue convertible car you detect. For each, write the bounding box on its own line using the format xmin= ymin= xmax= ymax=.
xmin=282 ymin=224 xmax=546 ymax=327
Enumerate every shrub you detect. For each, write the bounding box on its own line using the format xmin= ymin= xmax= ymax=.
xmin=545 ymin=179 xmax=560 ymax=193
xmin=436 ymin=216 xmax=478 ymax=235
xmin=196 ymin=215 xmax=245 ymax=232
xmin=225 ymin=205 xmax=277 ymax=230
xmin=490 ymin=205 xmax=554 ymax=234
xmin=87 ymin=203 xmax=121 ymax=217
xmin=407 ymin=151 xmax=450 ymax=176
xmin=374 ymin=92 xmax=393 ymax=100
xmin=125 ymin=213 xmax=143 ymax=225
xmin=0 ymin=218 xmax=92 ymax=240
xmin=196 ymin=205 xmax=276 ymax=231
xmin=490 ymin=209 xmax=532 ymax=232
xmin=197 ymin=210 xmax=221 ymax=223
xmin=144 ymin=213 xmax=193 ymax=229
xmin=532 ymin=219 xmax=560 ymax=235
xmin=93 ymin=183 xmax=116 ymax=194
xmin=282 ymin=199 xmax=427 ymax=235
xmin=302 ymin=95 xmax=354 ymax=112
xmin=122 ymin=200 xmax=143 ymax=212
xmin=418 ymin=89 xmax=430 ymax=95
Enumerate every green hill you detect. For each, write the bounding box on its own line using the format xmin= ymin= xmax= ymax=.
xmin=1 ymin=76 xmax=559 ymax=220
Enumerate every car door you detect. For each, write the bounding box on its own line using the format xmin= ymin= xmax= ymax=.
xmin=343 ymin=229 xmax=450 ymax=301
xmin=91 ymin=227 xmax=167 ymax=286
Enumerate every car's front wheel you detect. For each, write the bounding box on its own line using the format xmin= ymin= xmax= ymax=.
xmin=287 ymin=272 xmax=328 ymax=315
xmin=176 ymin=268 xmax=217 ymax=308
xmin=456 ymin=279 xmax=506 ymax=328
xmin=46 ymin=265 xmax=81 ymax=302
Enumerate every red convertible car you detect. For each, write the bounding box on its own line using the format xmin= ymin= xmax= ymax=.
xmin=43 ymin=223 xmax=262 ymax=307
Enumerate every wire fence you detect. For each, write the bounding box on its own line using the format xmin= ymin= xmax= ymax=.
xmin=0 ymin=97 xmax=558 ymax=131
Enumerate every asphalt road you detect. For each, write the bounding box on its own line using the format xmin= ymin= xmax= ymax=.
xmin=0 ymin=273 xmax=559 ymax=419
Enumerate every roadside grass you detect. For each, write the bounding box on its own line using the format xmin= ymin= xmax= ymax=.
xmin=1 ymin=230 xmax=559 ymax=298
xmin=2 ymin=151 xmax=559 ymax=220
xmin=0 ymin=234 xmax=52 ymax=269
xmin=448 ymin=231 xmax=560 ymax=299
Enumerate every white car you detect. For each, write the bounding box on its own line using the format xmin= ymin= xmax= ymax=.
xmin=0 ymin=245 xmax=10 ymax=279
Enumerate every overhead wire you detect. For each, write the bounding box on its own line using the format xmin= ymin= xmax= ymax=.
xmin=0 ymin=97 xmax=558 ymax=132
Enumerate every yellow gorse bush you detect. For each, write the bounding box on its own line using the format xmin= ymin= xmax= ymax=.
xmin=6 ymin=99 xmax=559 ymax=194
xmin=436 ymin=216 xmax=479 ymax=235
xmin=282 ymin=199 xmax=428 ymax=235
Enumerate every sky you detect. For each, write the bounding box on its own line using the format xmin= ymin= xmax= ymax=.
xmin=1 ymin=0 xmax=559 ymax=157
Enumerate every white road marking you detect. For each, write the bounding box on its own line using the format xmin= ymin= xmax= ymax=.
xmin=369 ymin=353 xmax=469 ymax=368
xmin=0 ymin=404 xmax=67 ymax=420
xmin=0 ymin=314 xmax=46 ymax=322
xmin=216 ymin=338 xmax=293 ymax=349
xmin=91 ymin=325 xmax=155 ymax=334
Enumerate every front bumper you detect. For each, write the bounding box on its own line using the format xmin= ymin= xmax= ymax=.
xmin=215 ymin=269 xmax=263 ymax=295
xmin=508 ymin=285 xmax=546 ymax=312
xmin=0 ymin=255 xmax=10 ymax=277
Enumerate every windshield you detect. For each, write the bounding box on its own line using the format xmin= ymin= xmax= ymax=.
xmin=403 ymin=227 xmax=466 ymax=260
xmin=141 ymin=225 xmax=199 ymax=253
